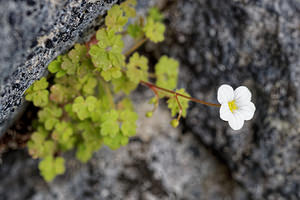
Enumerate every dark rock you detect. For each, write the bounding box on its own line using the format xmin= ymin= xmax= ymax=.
xmin=152 ymin=0 xmax=300 ymax=199
xmin=0 ymin=0 xmax=119 ymax=136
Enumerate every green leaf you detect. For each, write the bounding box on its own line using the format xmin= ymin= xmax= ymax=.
xmin=126 ymin=53 xmax=148 ymax=83
xmin=82 ymin=76 xmax=97 ymax=95
xmin=148 ymin=7 xmax=163 ymax=22
xmin=64 ymin=103 xmax=77 ymax=119
xmin=27 ymin=127 xmax=56 ymax=159
xmin=38 ymin=104 xmax=62 ymax=131
xmin=117 ymin=98 xmax=134 ymax=111
xmin=49 ymin=84 xmax=67 ymax=103
xmin=100 ymin=110 xmax=119 ymax=137
xmin=155 ymin=56 xmax=179 ymax=90
xmin=76 ymin=143 xmax=93 ymax=163
xmin=55 ymin=157 xmax=66 ymax=174
xmin=89 ymin=100 xmax=103 ymax=123
xmin=120 ymin=109 xmax=138 ymax=122
xmin=25 ymin=77 xmax=49 ymax=107
xmin=72 ymin=96 xmax=87 ymax=120
xmin=33 ymin=77 xmax=48 ymax=90
xmin=48 ymin=56 xmax=66 ymax=78
xmin=103 ymin=131 xmax=129 ymax=150
xmin=39 ymin=156 xmax=65 ymax=182
xmin=167 ymin=89 xmax=190 ymax=117
xmin=101 ymin=66 xmax=122 ymax=81
xmin=86 ymin=96 xmax=98 ymax=111
xmin=44 ymin=118 xmax=58 ymax=131
xmin=48 ymin=56 xmax=63 ymax=74
xmin=112 ymin=76 xmax=138 ymax=95
xmin=105 ymin=5 xmax=128 ymax=32
xmin=52 ymin=122 xmax=73 ymax=142
xmin=120 ymin=109 xmax=138 ymax=136
xmin=56 ymin=70 xmax=67 ymax=78
xmin=143 ymin=18 xmax=165 ymax=43
xmin=128 ymin=23 xmax=144 ymax=39
xmin=53 ymin=76 xmax=83 ymax=97
xmin=72 ymin=96 xmax=98 ymax=120
xmin=89 ymin=29 xmax=125 ymax=71
xmin=61 ymin=56 xmax=77 ymax=75
xmin=49 ymin=45 xmax=87 ymax=78
xmin=77 ymin=122 xmax=102 ymax=151
xmin=34 ymin=90 xmax=49 ymax=107
xmin=68 ymin=44 xmax=87 ymax=64
xmin=120 ymin=0 xmax=137 ymax=18
xmin=89 ymin=45 xmax=110 ymax=70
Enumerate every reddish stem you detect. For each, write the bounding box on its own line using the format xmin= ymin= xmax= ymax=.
xmin=148 ymin=86 xmax=159 ymax=112
xmin=175 ymin=94 xmax=183 ymax=121
xmin=140 ymin=80 xmax=221 ymax=107
xmin=84 ymin=33 xmax=220 ymax=108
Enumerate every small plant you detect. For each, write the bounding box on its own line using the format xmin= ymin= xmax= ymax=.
xmin=25 ymin=0 xmax=255 ymax=182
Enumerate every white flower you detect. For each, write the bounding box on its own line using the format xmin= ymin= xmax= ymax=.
xmin=217 ymin=84 xmax=255 ymax=130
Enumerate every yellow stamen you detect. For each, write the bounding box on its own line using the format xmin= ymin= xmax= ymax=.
xmin=228 ymin=100 xmax=237 ymax=113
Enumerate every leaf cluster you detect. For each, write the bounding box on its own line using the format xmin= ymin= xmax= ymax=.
xmin=25 ymin=77 xmax=49 ymax=107
xmin=25 ymin=1 xmax=186 ymax=182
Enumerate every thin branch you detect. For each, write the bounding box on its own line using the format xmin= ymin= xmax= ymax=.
xmin=175 ymin=94 xmax=183 ymax=121
xmin=150 ymin=87 xmax=159 ymax=112
xmin=124 ymin=38 xmax=148 ymax=57
xmin=140 ymin=80 xmax=221 ymax=107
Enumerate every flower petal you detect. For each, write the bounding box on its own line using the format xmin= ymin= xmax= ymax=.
xmin=236 ymin=102 xmax=255 ymax=120
xmin=220 ymin=103 xmax=234 ymax=121
xmin=234 ymin=86 xmax=251 ymax=104
xmin=217 ymin=84 xmax=234 ymax=104
xmin=228 ymin=112 xmax=244 ymax=130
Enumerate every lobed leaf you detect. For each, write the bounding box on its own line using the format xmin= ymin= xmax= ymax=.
xmin=100 ymin=110 xmax=119 ymax=137
xmin=155 ymin=56 xmax=179 ymax=90
xmin=143 ymin=18 xmax=165 ymax=43
xmin=126 ymin=53 xmax=149 ymax=83
xmin=105 ymin=5 xmax=128 ymax=32
xmin=39 ymin=156 xmax=65 ymax=182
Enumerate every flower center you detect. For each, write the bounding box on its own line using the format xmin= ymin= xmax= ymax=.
xmin=228 ymin=100 xmax=237 ymax=113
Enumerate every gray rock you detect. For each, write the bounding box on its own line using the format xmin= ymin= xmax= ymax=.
xmin=0 ymin=102 xmax=249 ymax=200
xmin=151 ymin=0 xmax=300 ymax=199
xmin=1 ymin=0 xmax=299 ymax=199
xmin=0 ymin=0 xmax=118 ymax=136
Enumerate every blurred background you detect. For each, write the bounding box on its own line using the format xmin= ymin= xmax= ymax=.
xmin=0 ymin=0 xmax=299 ymax=200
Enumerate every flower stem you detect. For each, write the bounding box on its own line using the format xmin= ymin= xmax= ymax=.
xmin=175 ymin=94 xmax=183 ymax=121
xmin=140 ymin=80 xmax=221 ymax=107
xmin=147 ymin=86 xmax=159 ymax=112
xmin=125 ymin=38 xmax=148 ymax=57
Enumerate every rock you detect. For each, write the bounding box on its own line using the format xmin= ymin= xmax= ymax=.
xmin=0 ymin=0 xmax=118 ymax=136
xmin=1 ymin=0 xmax=299 ymax=199
xmin=151 ymin=0 xmax=300 ymax=199
xmin=0 ymin=100 xmax=249 ymax=200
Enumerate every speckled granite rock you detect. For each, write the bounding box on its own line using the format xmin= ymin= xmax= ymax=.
xmin=0 ymin=101 xmax=249 ymax=200
xmin=0 ymin=0 xmax=118 ymax=136
xmin=150 ymin=0 xmax=300 ymax=199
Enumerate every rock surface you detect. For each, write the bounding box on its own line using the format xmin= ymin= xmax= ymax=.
xmin=151 ymin=0 xmax=300 ymax=199
xmin=0 ymin=0 xmax=118 ymax=136
xmin=0 ymin=0 xmax=299 ymax=200
xmin=0 ymin=101 xmax=249 ymax=200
